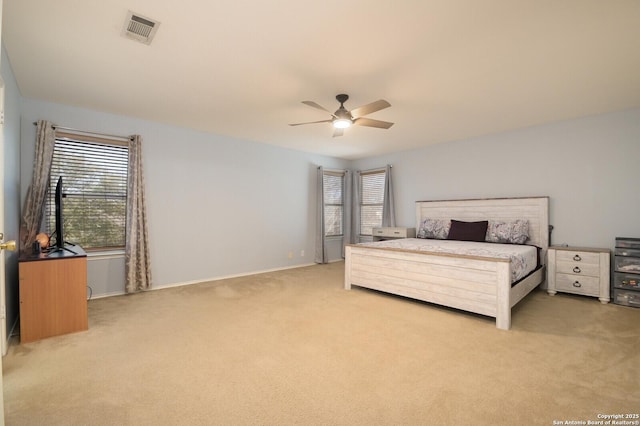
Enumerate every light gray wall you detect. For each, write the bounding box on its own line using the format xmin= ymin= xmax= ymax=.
xmin=19 ymin=99 xmax=349 ymax=296
xmin=14 ymin=70 xmax=640 ymax=297
xmin=352 ymin=108 xmax=640 ymax=250
xmin=1 ymin=43 xmax=22 ymax=337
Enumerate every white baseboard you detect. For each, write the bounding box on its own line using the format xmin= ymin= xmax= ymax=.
xmin=91 ymin=262 xmax=319 ymax=299
xmin=153 ymin=262 xmax=318 ymax=291
xmin=89 ymin=289 xmax=127 ymax=300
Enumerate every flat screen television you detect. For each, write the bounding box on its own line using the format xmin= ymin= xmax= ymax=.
xmin=54 ymin=176 xmax=64 ymax=249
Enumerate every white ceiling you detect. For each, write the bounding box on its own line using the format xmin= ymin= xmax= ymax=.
xmin=3 ymin=1 xmax=640 ymax=160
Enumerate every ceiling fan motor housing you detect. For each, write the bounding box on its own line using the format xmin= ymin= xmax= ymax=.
xmin=334 ymin=108 xmax=352 ymax=120
xmin=336 ymin=94 xmax=349 ymax=104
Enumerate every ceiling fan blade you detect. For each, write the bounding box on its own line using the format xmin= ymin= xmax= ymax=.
xmin=350 ymin=100 xmax=391 ymax=118
xmin=332 ymin=128 xmax=344 ymax=137
xmin=353 ymin=117 xmax=394 ymax=129
xmin=289 ymin=119 xmax=333 ymax=126
xmin=301 ymin=101 xmax=335 ymax=116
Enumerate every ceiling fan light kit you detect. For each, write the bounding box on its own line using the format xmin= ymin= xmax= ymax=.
xmin=290 ymin=94 xmax=393 ymax=137
xmin=333 ymin=118 xmax=352 ymax=129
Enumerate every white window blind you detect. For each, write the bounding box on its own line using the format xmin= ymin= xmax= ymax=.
xmin=323 ymin=171 xmax=345 ymax=237
xmin=360 ymin=170 xmax=385 ymax=235
xmin=47 ymin=137 xmax=129 ymax=250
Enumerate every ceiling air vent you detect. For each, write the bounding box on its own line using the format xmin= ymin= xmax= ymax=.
xmin=122 ymin=11 xmax=160 ymax=45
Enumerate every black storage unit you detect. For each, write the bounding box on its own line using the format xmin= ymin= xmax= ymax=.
xmin=613 ymin=237 xmax=640 ymax=308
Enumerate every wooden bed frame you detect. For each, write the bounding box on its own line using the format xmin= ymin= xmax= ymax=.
xmin=344 ymin=197 xmax=550 ymax=330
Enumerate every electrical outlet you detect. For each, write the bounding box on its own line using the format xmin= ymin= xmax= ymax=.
xmin=288 ymin=251 xmax=293 ymax=259
xmin=300 ymin=250 xmax=305 ymax=257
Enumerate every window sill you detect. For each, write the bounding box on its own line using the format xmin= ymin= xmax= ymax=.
xmin=87 ymin=249 xmax=125 ymax=260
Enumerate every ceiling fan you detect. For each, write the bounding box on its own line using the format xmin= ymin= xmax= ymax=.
xmin=289 ymin=94 xmax=394 ymax=137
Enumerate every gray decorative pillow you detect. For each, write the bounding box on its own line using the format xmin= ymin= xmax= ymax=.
xmin=417 ymin=218 xmax=451 ymax=239
xmin=486 ymin=220 xmax=530 ymax=244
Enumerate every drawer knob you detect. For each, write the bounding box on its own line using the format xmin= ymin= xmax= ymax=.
xmin=573 ymin=254 xmax=582 ymax=261
xmin=573 ymin=266 xmax=581 ymax=273
xmin=573 ymin=281 xmax=582 ymax=288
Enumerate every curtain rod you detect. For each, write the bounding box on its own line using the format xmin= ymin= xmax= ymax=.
xmin=33 ymin=122 xmax=134 ymax=141
xmin=317 ymin=166 xmax=345 ymax=172
xmin=360 ymin=165 xmax=392 ymax=173
xmin=317 ymin=165 xmax=392 ymax=171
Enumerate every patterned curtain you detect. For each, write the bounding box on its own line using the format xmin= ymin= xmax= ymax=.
xmin=314 ymin=166 xmax=327 ymax=264
xmin=352 ymin=170 xmax=362 ymax=244
xmin=125 ymin=135 xmax=152 ymax=293
xmin=19 ymin=121 xmax=56 ymax=254
xmin=341 ymin=170 xmax=353 ymax=258
xmin=381 ymin=164 xmax=396 ymax=227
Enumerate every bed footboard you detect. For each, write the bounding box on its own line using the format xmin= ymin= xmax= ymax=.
xmin=344 ymin=245 xmax=538 ymax=330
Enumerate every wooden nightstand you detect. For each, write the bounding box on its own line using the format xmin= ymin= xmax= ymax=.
xmin=372 ymin=227 xmax=416 ymax=241
xmin=547 ymin=246 xmax=610 ymax=304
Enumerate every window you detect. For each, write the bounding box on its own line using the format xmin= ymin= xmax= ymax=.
xmin=323 ymin=171 xmax=345 ymax=237
xmin=360 ymin=169 xmax=386 ymax=236
xmin=46 ymin=134 xmax=129 ymax=250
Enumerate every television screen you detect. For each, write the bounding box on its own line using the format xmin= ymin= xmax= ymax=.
xmin=54 ymin=176 xmax=64 ymax=249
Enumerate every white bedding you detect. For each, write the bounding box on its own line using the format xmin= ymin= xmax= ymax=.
xmin=358 ymin=238 xmax=538 ymax=283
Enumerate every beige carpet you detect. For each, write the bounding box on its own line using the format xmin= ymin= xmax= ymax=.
xmin=3 ymin=261 xmax=639 ymax=425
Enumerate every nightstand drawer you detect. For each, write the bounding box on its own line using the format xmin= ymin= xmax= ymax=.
xmin=372 ymin=227 xmax=416 ymax=240
xmin=373 ymin=227 xmax=404 ymax=238
xmin=555 ymin=261 xmax=600 ymax=277
xmin=555 ymin=273 xmax=600 ymax=296
xmin=555 ymin=250 xmax=600 ymax=264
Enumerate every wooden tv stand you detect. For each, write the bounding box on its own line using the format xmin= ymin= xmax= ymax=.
xmin=19 ymin=245 xmax=88 ymax=343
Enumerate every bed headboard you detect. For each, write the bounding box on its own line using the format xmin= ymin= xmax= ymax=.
xmin=415 ymin=197 xmax=550 ymax=263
